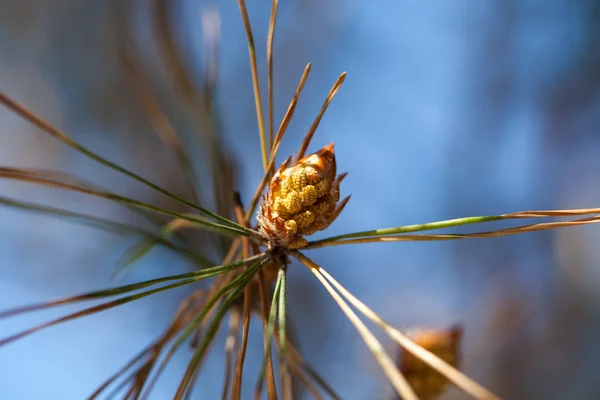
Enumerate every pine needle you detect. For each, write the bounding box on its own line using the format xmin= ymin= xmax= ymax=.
xmin=270 ymin=64 xmax=312 ymax=164
xmin=0 ymin=196 xmax=207 ymax=265
xmin=0 ymin=254 xmax=262 ymax=319
xmin=89 ymin=348 xmax=148 ymax=399
xmin=190 ymin=238 xmax=242 ymax=348
xmin=198 ymin=7 xmax=238 ymax=255
xmin=116 ymin=218 xmax=216 ymax=278
xmin=267 ymin=0 xmax=280 ymax=150
xmin=90 ymin=289 xmax=207 ymax=399
xmin=115 ymin=0 xmax=203 ymax=208
xmin=174 ymin=259 xmax=266 ymax=399
xmin=0 ymin=91 xmax=247 ymax=231
xmin=306 ymin=215 xmax=600 ymax=248
xmin=151 ymin=0 xmax=197 ymax=101
xmin=0 ymin=277 xmax=198 ymax=347
xmin=0 ymin=167 xmax=256 ymax=238
xmin=244 ymin=63 xmax=312 ymax=223
xmin=237 ymin=0 xmax=268 ymax=172
xmin=313 ymin=262 xmax=500 ymax=400
xmin=292 ymin=251 xmax=419 ymax=400
xmin=254 ymin=268 xmax=284 ymax=400
xmin=285 ymin=360 xmax=322 ymax=400
xmin=0 ymin=256 xmax=261 ymax=347
xmin=231 ymin=198 xmax=256 ymax=400
xmin=257 ymin=267 xmax=279 ymax=400
xmin=221 ymin=306 xmax=242 ymax=400
xmin=230 ymin=283 xmax=253 ymax=400
xmin=311 ymin=208 xmax=600 ymax=244
xmin=277 ymin=267 xmax=291 ymax=399
xmin=278 ymin=339 xmax=341 ymax=400
xmin=295 ymin=72 xmax=346 ymax=161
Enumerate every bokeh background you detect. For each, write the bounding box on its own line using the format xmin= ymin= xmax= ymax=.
xmin=1 ymin=0 xmax=600 ymax=399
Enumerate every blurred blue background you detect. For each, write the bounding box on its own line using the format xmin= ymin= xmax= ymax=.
xmin=1 ymin=0 xmax=600 ymax=399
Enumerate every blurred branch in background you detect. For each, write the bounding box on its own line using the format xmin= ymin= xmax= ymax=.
xmin=1 ymin=0 xmax=600 ymax=399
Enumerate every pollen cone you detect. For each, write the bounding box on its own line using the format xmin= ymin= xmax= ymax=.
xmin=257 ymin=143 xmax=346 ymax=249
